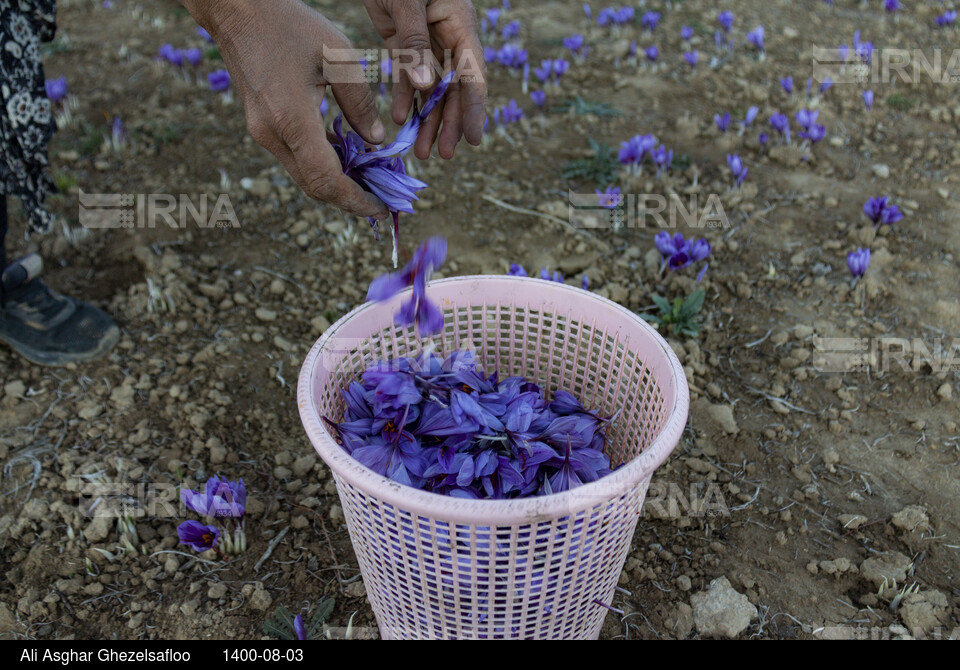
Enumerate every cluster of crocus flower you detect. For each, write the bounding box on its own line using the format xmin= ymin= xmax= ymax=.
xmin=863 ymin=195 xmax=902 ymax=227
xmin=508 ymin=264 xmax=589 ymax=291
xmin=935 ymin=10 xmax=957 ymax=26
xmin=327 ymin=349 xmax=614 ymax=499
xmin=563 ymin=34 xmax=588 ymax=62
xmin=619 ymin=133 xmax=670 ymax=176
xmin=596 ymin=6 xmax=635 ymax=27
xmin=330 ymin=71 xmax=453 ymax=267
xmin=533 ymin=59 xmax=569 ymax=85
xmin=177 ymin=475 xmax=247 ymax=555
xmin=654 ymin=231 xmax=712 ymax=281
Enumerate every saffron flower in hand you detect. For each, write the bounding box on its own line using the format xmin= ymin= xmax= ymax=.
xmin=177 ymin=520 xmax=220 ymax=552
xmin=367 ymin=237 xmax=447 ymax=337
xmin=330 ymin=71 xmax=453 ymax=266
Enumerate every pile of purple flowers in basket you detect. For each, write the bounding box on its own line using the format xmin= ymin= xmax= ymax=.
xmin=326 ymin=349 xmax=616 ymax=499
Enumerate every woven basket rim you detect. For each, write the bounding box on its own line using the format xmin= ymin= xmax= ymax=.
xmin=297 ymin=275 xmax=689 ymax=525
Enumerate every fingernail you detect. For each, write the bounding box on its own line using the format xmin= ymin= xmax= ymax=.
xmin=412 ymin=65 xmax=434 ymax=88
xmin=371 ymin=118 xmax=385 ymax=143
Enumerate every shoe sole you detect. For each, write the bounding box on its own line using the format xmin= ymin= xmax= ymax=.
xmin=0 ymin=324 xmax=121 ymax=367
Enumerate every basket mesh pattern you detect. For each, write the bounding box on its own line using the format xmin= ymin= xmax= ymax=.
xmin=299 ymin=277 xmax=687 ymax=639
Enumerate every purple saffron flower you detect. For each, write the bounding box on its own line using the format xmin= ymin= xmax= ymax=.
xmin=847 ymin=248 xmax=870 ymax=277
xmin=800 ymin=124 xmax=826 ymax=143
xmin=552 ymin=59 xmax=570 ymax=79
xmin=584 ymin=3 xmax=592 ymax=20
xmin=496 ymin=44 xmax=528 ymax=68
xmin=485 ymin=8 xmax=501 ymax=27
xmin=615 ymin=7 xmax=635 ymax=24
xmin=45 ymin=76 xmax=68 ymax=105
xmin=727 ymin=153 xmax=748 ymax=185
xmin=770 ymin=113 xmax=791 ymax=142
xmin=530 ymin=90 xmax=546 ymax=108
xmin=717 ymin=11 xmax=734 ymax=32
xmin=582 ymin=275 xmax=589 ymax=291
xmin=596 ymin=186 xmax=622 ymax=209
xmin=294 ymin=614 xmax=307 ymax=641
xmin=819 ymin=77 xmax=833 ymax=94
xmin=208 ymin=69 xmax=231 ymax=92
xmin=863 ymin=196 xmax=902 ymax=226
xmin=655 ymin=232 xmax=711 ymax=272
xmin=320 ymin=96 xmax=329 ymax=117
xmin=715 ymin=111 xmax=731 ymax=133
xmin=197 ymin=27 xmax=213 ymax=43
xmin=641 ymin=11 xmax=660 ymax=31
xmin=780 ymin=76 xmax=794 ymax=94
xmin=651 ymin=145 xmax=673 ymax=173
xmin=853 ymin=31 xmax=874 ymax=63
xmin=681 ymin=26 xmax=693 ymax=41
xmin=743 ymin=106 xmax=759 ymax=127
xmin=758 ymin=132 xmax=769 ymax=145
xmin=935 ymin=10 xmax=957 ymax=26
xmin=746 ymin=25 xmax=765 ymax=51
xmin=838 ymin=44 xmax=850 ymax=62
xmin=501 ymin=20 xmax=520 ymax=40
xmin=795 ymin=108 xmax=819 ymax=129
xmin=644 ymin=46 xmax=659 ymax=62
xmin=884 ymin=0 xmax=901 ymax=13
xmin=367 ymin=236 xmax=447 ymax=337
xmin=183 ymin=47 xmax=203 ymax=68
xmin=683 ymin=51 xmax=699 ymax=68
xmin=863 ymin=90 xmax=874 ymax=109
xmin=508 ymin=264 xmax=528 ymax=277
xmin=178 ymin=521 xmax=220 ymax=552
xmin=499 ymin=99 xmax=524 ymax=124
xmin=181 ymin=476 xmax=246 ymax=518
xmin=563 ymin=34 xmax=585 ymax=54
xmin=533 ymin=59 xmax=553 ymax=83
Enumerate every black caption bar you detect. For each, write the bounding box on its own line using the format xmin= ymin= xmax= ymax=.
xmin=8 ymin=641 xmax=326 ymax=664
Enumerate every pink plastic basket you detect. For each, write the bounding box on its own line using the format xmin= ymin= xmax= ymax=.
xmin=298 ymin=276 xmax=688 ymax=639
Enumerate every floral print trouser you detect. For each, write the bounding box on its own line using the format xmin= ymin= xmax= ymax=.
xmin=0 ymin=0 xmax=57 ymax=235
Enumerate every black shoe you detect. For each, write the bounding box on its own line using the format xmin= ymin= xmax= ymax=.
xmin=0 ymin=254 xmax=120 ymax=366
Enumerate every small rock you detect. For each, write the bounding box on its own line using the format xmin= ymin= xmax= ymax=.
xmin=690 ymin=576 xmax=757 ymax=638
xmin=860 ymin=551 xmax=912 ymax=590
xmin=255 ymin=308 xmax=278 ymax=322
xmin=676 ymin=575 xmax=692 ymax=592
xmin=243 ymin=178 xmax=272 ymax=198
xmin=3 ymin=380 xmax=26 ymax=400
xmin=838 ymin=514 xmax=868 ymax=530
xmin=891 ymin=505 xmax=929 ymax=532
xmin=936 ymin=383 xmax=953 ymax=401
xmin=292 ymin=455 xmax=315 ymax=478
xmin=249 ymin=585 xmax=273 ymax=611
xmin=872 ymin=163 xmax=890 ymax=179
xmin=310 ymin=314 xmax=331 ymax=334
xmin=329 ymin=504 xmax=344 ymax=524
xmin=208 ymin=583 xmax=228 ymax=599
xmin=704 ymin=402 xmax=739 ymax=434
xmin=900 ymin=590 xmax=950 ymax=632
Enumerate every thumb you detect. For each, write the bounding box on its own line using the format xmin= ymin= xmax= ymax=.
xmin=392 ymin=1 xmax=434 ymax=89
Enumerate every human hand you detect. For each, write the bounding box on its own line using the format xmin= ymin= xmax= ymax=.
xmin=363 ymin=0 xmax=487 ymax=159
xmin=181 ymin=0 xmax=389 ymax=218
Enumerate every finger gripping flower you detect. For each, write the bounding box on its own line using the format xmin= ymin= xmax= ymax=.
xmin=330 ymin=71 xmax=455 ymax=266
